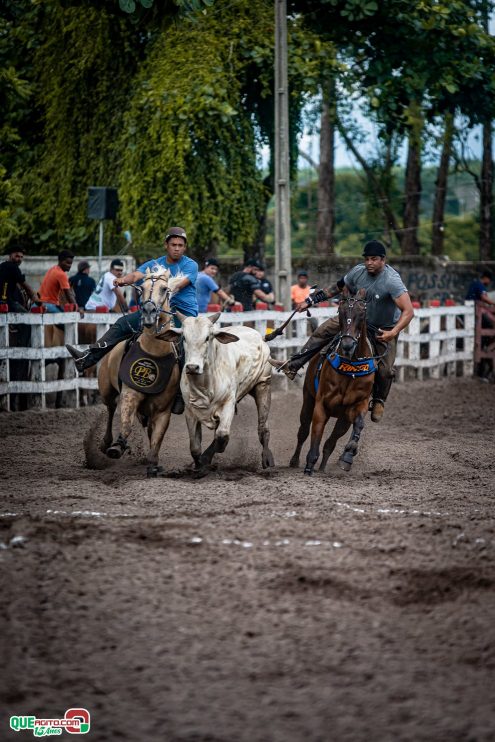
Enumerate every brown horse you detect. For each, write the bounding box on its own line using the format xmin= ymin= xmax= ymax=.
xmin=97 ymin=267 xmax=182 ymax=476
xmin=290 ymin=288 xmax=377 ymax=475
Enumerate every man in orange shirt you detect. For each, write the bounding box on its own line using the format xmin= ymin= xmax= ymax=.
xmin=291 ymin=270 xmax=311 ymax=307
xmin=39 ymin=250 xmax=78 ymax=312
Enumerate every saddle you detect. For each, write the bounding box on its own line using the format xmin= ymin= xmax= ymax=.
xmin=118 ymin=338 xmax=177 ymax=394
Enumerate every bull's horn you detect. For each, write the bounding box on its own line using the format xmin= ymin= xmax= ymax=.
xmin=208 ymin=312 xmax=221 ymax=324
xmin=175 ymin=310 xmax=187 ymax=324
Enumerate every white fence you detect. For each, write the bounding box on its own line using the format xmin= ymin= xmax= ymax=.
xmin=0 ymin=304 xmax=475 ymax=410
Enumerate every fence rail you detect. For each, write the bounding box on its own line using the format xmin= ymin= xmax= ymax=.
xmin=0 ymin=304 xmax=476 ymax=410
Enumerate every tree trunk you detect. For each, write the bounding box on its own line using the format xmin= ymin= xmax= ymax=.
xmin=316 ymin=84 xmax=336 ymax=254
xmin=402 ymin=124 xmax=422 ymax=255
xmin=337 ymin=118 xmax=404 ymax=250
xmin=432 ymin=112 xmax=454 ymax=256
xmin=479 ymin=120 xmax=493 ymax=261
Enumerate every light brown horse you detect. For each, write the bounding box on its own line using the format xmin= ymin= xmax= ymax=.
xmin=290 ymin=288 xmax=376 ymax=475
xmin=97 ymin=267 xmax=183 ymax=476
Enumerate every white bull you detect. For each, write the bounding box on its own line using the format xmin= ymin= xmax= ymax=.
xmin=163 ymin=312 xmax=275 ymax=475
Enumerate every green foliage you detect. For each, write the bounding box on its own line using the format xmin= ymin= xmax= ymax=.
xmin=118 ymin=6 xmax=267 ymax=253
xmin=271 ymin=165 xmax=485 ymax=259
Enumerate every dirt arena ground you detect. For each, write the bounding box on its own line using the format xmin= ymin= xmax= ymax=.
xmin=1 ymin=377 xmax=494 ymax=742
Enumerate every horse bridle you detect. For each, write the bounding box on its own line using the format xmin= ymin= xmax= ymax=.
xmin=335 ymin=296 xmax=367 ymax=358
xmin=135 ymin=275 xmax=175 ymax=333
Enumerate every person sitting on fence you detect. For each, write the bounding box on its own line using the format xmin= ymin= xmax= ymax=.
xmin=466 ymin=270 xmax=495 ymax=309
xmin=228 ymin=259 xmax=273 ymax=311
xmin=69 ymin=260 xmax=96 ymax=309
xmin=269 ymin=240 xmax=415 ymax=423
xmin=253 ymin=265 xmax=275 ymax=306
xmin=0 ymin=245 xmax=37 ymax=311
xmin=196 ymin=258 xmax=234 ymax=313
xmin=65 ymin=227 xmax=198 ymax=414
xmin=38 ymin=250 xmax=78 ymax=312
xmin=85 ymin=259 xmax=128 ymax=312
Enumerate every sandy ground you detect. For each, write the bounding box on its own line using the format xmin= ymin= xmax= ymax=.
xmin=1 ymin=377 xmax=495 ymax=742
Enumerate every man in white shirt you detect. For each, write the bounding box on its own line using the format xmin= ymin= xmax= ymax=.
xmin=85 ymin=259 xmax=128 ymax=311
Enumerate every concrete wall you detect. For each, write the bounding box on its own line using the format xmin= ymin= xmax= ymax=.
xmin=13 ymin=252 xmax=495 ymax=306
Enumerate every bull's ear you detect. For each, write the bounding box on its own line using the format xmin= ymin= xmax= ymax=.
xmin=159 ymin=328 xmax=182 ymax=342
xmin=208 ymin=312 xmax=221 ymax=324
xmin=214 ymin=331 xmax=239 ymax=344
xmin=357 ymin=288 xmax=366 ymax=300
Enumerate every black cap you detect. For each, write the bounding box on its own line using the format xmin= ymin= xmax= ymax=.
xmin=363 ymin=240 xmax=386 ymax=258
xmin=165 ymin=226 xmax=187 ymax=242
xmin=204 ymin=257 xmax=219 ymax=268
xmin=297 ymin=269 xmax=308 ymax=277
xmin=246 ymin=258 xmax=264 ymax=270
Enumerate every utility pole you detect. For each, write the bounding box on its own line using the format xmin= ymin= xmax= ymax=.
xmin=274 ymin=0 xmax=292 ymax=310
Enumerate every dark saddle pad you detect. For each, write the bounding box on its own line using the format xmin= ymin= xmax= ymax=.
xmin=118 ymin=339 xmax=177 ymax=394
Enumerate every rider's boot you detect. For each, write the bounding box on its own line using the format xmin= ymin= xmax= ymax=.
xmin=171 ymin=338 xmax=185 ymax=414
xmin=269 ymin=334 xmax=328 ymax=380
xmin=66 ymin=316 xmax=137 ymax=373
xmin=369 ymin=368 xmax=395 ymax=423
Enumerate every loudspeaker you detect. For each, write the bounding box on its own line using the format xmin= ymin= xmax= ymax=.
xmin=87 ymin=187 xmax=119 ymax=220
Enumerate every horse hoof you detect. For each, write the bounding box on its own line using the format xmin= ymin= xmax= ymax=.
xmin=146 ymin=465 xmax=163 ymax=478
xmin=106 ymin=446 xmax=123 ymax=459
xmin=289 ymin=457 xmax=299 ymax=468
xmin=192 ymin=467 xmax=209 ymax=480
xmin=339 ymin=459 xmax=352 ymax=472
xmin=303 ymin=468 xmax=314 ymax=476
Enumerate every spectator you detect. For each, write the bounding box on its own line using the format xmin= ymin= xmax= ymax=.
xmin=291 ymin=269 xmax=311 ymax=308
xmin=466 ymin=269 xmax=495 ymax=307
xmin=38 ymin=250 xmax=77 ymax=312
xmin=253 ymin=266 xmax=275 ymax=305
xmin=196 ymin=258 xmax=234 ymax=313
xmin=0 ymin=246 xmax=37 ymax=311
xmin=228 ymin=259 xmax=272 ymax=311
xmin=86 ymin=259 xmax=128 ymax=312
xmin=69 ymin=260 xmax=96 ymax=309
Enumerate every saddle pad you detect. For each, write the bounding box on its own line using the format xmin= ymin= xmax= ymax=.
xmin=327 ymin=353 xmax=378 ymax=377
xmin=118 ymin=340 xmax=177 ymax=394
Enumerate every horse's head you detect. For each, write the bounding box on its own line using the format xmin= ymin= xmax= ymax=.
xmin=137 ymin=265 xmax=183 ymax=331
xmin=337 ymin=288 xmax=367 ymax=357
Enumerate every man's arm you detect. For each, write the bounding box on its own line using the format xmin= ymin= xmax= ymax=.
xmin=480 ymin=291 xmax=495 ymax=307
xmin=113 ymin=285 xmax=128 ymax=311
xmin=20 ymin=280 xmax=37 ymax=302
xmin=114 ymin=270 xmax=145 ymax=287
xmin=253 ymin=288 xmax=272 ymax=302
xmin=217 ymin=288 xmax=234 ymax=305
xmin=61 ymin=287 xmax=78 ymax=306
xmin=376 ymin=292 xmax=415 ymax=343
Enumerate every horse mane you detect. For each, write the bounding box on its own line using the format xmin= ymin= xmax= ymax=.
xmin=144 ymin=264 xmax=184 ymax=295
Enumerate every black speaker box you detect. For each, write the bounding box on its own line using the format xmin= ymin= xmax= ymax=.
xmin=87 ymin=187 xmax=119 ymax=220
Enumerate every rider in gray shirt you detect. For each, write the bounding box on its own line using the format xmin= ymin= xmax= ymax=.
xmin=270 ymin=240 xmax=414 ymax=422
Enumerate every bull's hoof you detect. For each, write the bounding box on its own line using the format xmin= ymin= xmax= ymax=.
xmin=262 ymin=451 xmax=275 ymax=469
xmin=146 ymin=465 xmax=163 ymax=478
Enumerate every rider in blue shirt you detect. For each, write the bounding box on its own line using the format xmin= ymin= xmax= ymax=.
xmin=66 ymin=228 xmax=198 ymax=414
